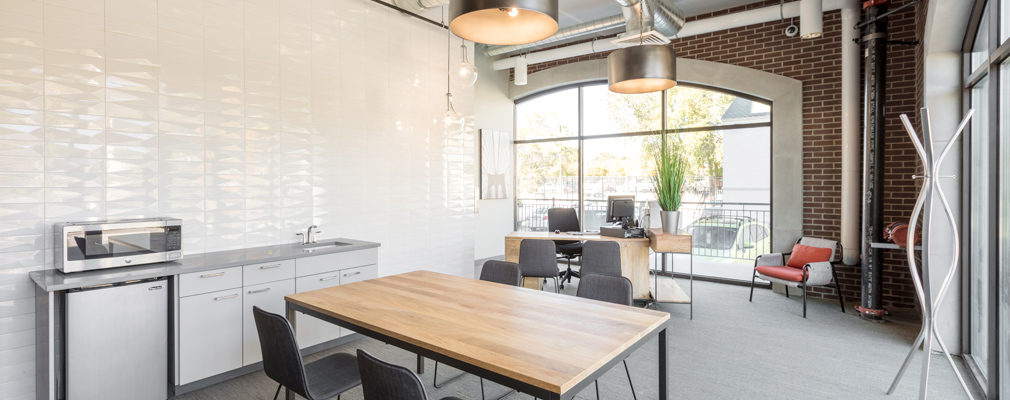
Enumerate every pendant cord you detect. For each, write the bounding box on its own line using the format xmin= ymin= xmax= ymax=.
xmin=445 ymin=6 xmax=450 ymax=95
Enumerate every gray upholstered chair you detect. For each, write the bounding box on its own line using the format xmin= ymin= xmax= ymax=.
xmin=478 ymin=260 xmax=522 ymax=286
xmin=519 ymin=239 xmax=561 ymax=293
xmin=252 ymin=307 xmax=361 ymax=400
xmin=434 ymin=260 xmax=521 ymax=400
xmin=357 ymin=350 xmax=463 ymax=400
xmin=548 ymin=208 xmax=583 ymax=288
xmin=748 ymin=237 xmax=845 ymax=318
xmin=576 ymin=274 xmax=637 ymax=400
xmin=580 ymin=241 xmax=622 ymax=277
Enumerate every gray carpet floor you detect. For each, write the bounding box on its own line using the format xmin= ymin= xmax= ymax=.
xmin=174 ymin=271 xmax=982 ymax=400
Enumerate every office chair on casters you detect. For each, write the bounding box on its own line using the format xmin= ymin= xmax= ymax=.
xmin=548 ymin=208 xmax=583 ymax=289
xmin=576 ymin=274 xmax=638 ymax=400
xmin=433 ymin=260 xmax=520 ymax=400
xmin=519 ymin=239 xmax=562 ymax=293
xmin=357 ymin=350 xmax=463 ymax=400
xmin=252 ymin=307 xmax=361 ymax=400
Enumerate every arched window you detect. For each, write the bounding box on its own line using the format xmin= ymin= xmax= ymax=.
xmin=514 ymin=81 xmax=771 ymax=282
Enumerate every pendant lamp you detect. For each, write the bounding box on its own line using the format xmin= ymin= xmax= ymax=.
xmin=449 ymin=0 xmax=559 ymax=45
xmin=450 ymin=41 xmax=478 ymax=87
xmin=608 ymin=44 xmax=677 ymax=94
xmin=436 ymin=7 xmax=465 ymax=133
xmin=800 ymin=0 xmax=822 ymax=39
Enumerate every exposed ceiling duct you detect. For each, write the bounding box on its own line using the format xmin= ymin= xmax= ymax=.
xmin=483 ymin=0 xmax=684 ymax=56
xmin=388 ymin=0 xmax=683 ymax=58
xmin=482 ymin=15 xmax=627 ymax=57
xmin=492 ymin=0 xmax=846 ymax=70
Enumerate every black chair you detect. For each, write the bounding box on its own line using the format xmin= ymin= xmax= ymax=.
xmin=576 ymin=274 xmax=638 ymax=400
xmin=580 ymin=241 xmax=622 ymax=277
xmin=358 ymin=349 xmax=463 ymax=400
xmin=252 ymin=306 xmax=361 ymax=400
xmin=548 ymin=208 xmax=583 ymax=288
xmin=434 ymin=260 xmax=521 ymax=400
xmin=519 ymin=239 xmax=562 ymax=293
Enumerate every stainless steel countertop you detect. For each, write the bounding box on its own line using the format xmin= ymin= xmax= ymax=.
xmin=30 ymin=238 xmax=381 ymax=292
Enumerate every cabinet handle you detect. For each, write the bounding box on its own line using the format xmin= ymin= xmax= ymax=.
xmin=319 ymin=276 xmax=338 ymax=282
xmin=200 ymin=272 xmax=225 ymax=278
xmin=259 ymin=264 xmax=282 ymax=270
xmin=247 ymin=288 xmax=271 ymax=294
xmin=343 ymin=271 xmax=361 ymax=277
xmin=214 ymin=294 xmax=238 ymax=301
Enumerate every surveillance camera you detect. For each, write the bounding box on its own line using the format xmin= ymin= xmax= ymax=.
xmin=785 ymin=24 xmax=799 ymax=37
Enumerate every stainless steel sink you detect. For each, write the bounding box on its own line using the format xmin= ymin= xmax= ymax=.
xmin=301 ymin=241 xmax=353 ymax=252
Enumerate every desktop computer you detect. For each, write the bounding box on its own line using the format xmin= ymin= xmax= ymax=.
xmin=600 ymin=196 xmax=646 ymax=238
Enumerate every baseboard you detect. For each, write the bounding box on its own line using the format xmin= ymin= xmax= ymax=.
xmin=474 ymin=254 xmax=505 ymax=266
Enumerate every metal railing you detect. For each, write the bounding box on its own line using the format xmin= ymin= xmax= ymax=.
xmin=515 ymin=199 xmax=770 ymax=260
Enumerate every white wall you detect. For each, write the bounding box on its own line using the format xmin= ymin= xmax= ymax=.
xmin=920 ymin=0 xmax=971 ymax=354
xmin=473 ymin=52 xmax=514 ymax=259
xmin=0 ymin=0 xmax=475 ymax=397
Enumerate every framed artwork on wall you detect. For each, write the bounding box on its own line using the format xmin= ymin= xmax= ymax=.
xmin=479 ymin=129 xmax=512 ymax=200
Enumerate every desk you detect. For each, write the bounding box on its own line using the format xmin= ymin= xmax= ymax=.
xmin=285 ymin=271 xmax=671 ymax=400
xmin=505 ymin=232 xmax=652 ymax=299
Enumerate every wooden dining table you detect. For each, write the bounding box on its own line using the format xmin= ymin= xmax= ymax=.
xmin=284 ymin=270 xmax=671 ymax=400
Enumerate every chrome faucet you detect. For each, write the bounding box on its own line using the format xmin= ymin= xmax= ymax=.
xmin=295 ymin=225 xmax=320 ymax=245
xmin=306 ymin=225 xmax=319 ymax=244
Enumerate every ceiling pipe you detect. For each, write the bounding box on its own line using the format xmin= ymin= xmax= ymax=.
xmin=492 ymin=0 xmax=847 ymax=70
xmin=483 ymin=0 xmax=684 ymax=57
xmin=483 ymin=15 xmax=626 ymax=57
xmin=840 ymin=0 xmax=860 ymax=266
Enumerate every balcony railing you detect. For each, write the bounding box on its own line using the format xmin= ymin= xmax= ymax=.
xmin=515 ymin=198 xmax=770 ymax=260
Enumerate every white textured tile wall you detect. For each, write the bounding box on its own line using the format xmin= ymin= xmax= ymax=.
xmin=0 ymin=0 xmax=475 ymax=396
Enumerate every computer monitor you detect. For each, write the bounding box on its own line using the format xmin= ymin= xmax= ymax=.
xmin=606 ymin=195 xmax=636 ymax=224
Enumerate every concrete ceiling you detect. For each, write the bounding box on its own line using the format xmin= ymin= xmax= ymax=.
xmin=557 ymin=0 xmax=768 ymax=27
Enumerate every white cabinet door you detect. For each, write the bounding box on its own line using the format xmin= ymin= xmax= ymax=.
xmin=242 ymin=279 xmax=296 ymax=366
xmin=295 ymin=249 xmax=377 ymax=277
xmin=294 ymin=270 xmax=343 ymax=349
xmin=337 ymin=265 xmax=378 ymax=337
xmin=179 ymin=288 xmax=243 ymax=385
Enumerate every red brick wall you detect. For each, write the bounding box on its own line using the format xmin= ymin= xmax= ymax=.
xmin=517 ymin=1 xmax=924 ymax=311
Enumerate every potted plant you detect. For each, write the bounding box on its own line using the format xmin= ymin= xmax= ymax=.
xmin=652 ymin=136 xmax=687 ymax=234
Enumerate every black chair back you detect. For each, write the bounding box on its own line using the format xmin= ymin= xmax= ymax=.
xmin=252 ymin=306 xmax=309 ymax=397
xmin=518 ymin=239 xmax=560 ymax=278
xmin=357 ymin=349 xmax=427 ymax=400
xmin=548 ymin=208 xmax=581 ymax=245
xmin=576 ymin=274 xmax=634 ymax=306
xmin=480 ymin=260 xmax=522 ymax=286
xmin=581 ymin=241 xmax=622 ymax=277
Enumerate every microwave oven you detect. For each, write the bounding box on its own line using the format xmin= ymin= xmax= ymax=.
xmin=56 ymin=218 xmax=183 ymax=273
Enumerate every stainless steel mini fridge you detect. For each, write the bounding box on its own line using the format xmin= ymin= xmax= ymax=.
xmin=66 ymin=277 xmax=168 ymax=400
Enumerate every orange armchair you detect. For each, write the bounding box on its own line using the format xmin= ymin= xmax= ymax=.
xmin=748 ymin=237 xmax=845 ymax=318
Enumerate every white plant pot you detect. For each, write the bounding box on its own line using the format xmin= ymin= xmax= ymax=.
xmin=661 ymin=210 xmax=681 ymax=234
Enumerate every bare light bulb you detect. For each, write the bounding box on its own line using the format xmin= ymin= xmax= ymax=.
xmin=508 ymin=7 xmax=518 ymax=17
xmin=450 ymin=44 xmax=478 ymax=87
xmin=435 ymin=93 xmax=464 ymax=133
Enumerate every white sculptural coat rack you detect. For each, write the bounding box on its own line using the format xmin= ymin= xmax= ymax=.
xmin=886 ymin=107 xmax=974 ymax=400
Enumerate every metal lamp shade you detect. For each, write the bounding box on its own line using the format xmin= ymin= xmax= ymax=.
xmin=449 ymin=0 xmax=559 ymax=46
xmin=607 ymin=45 xmax=677 ymax=94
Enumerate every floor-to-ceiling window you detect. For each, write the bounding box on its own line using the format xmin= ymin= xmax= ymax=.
xmin=514 ymin=82 xmax=771 ymax=281
xmin=964 ymin=0 xmax=1007 ymax=396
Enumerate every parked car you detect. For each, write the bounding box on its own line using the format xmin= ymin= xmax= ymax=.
xmin=684 ymin=215 xmax=770 ymax=260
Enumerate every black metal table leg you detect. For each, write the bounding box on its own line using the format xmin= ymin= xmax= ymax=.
xmin=659 ymin=327 xmax=668 ymax=399
xmin=417 ymin=354 xmax=425 ymax=374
